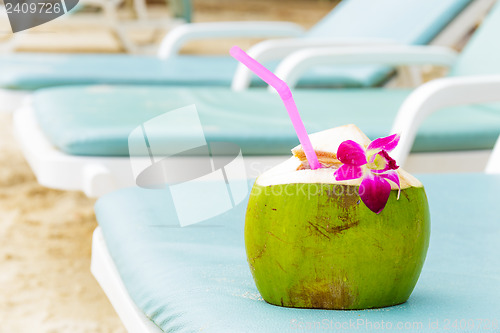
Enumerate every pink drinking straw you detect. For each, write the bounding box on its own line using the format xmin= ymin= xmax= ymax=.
xmin=230 ymin=46 xmax=320 ymax=170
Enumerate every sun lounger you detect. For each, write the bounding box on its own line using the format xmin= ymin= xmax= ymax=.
xmin=0 ymin=0 xmax=485 ymax=112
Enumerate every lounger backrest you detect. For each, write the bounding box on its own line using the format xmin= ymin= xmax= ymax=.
xmin=306 ymin=0 xmax=472 ymax=44
xmin=450 ymin=1 xmax=500 ymax=76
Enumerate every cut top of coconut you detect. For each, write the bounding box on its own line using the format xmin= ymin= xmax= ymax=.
xmin=292 ymin=124 xmax=371 ymax=169
xmin=258 ymin=124 xmax=422 ymax=189
xmin=256 ymin=157 xmax=422 ymax=189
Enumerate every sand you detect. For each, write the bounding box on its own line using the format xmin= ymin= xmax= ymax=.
xmin=0 ymin=112 xmax=123 ymax=332
xmin=0 ymin=1 xmax=336 ymax=332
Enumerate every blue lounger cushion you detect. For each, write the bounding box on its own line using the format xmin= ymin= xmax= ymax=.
xmin=94 ymin=173 xmax=500 ymax=332
xmin=34 ymin=86 xmax=500 ymax=156
xmin=0 ymin=0 xmax=471 ymax=90
xmin=0 ymin=55 xmax=238 ymax=90
xmin=0 ymin=54 xmax=386 ymax=90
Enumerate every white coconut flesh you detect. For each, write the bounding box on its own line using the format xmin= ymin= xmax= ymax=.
xmin=257 ymin=124 xmax=422 ymax=189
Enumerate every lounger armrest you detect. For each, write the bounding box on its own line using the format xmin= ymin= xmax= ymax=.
xmin=231 ymin=37 xmax=395 ymax=91
xmin=389 ymin=75 xmax=500 ymax=167
xmin=157 ymin=21 xmax=305 ymax=59
xmin=272 ymin=45 xmax=458 ymax=90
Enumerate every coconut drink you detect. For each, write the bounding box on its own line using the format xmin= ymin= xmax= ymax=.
xmin=229 ymin=46 xmax=430 ymax=310
xmin=245 ymin=125 xmax=430 ymax=309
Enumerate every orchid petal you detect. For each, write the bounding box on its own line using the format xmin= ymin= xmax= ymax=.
xmin=334 ymin=164 xmax=364 ymax=181
xmin=367 ymin=133 xmax=400 ymax=152
xmin=337 ymin=140 xmax=367 ymax=166
xmin=379 ymin=170 xmax=401 ymax=200
xmin=359 ymin=173 xmax=391 ymax=214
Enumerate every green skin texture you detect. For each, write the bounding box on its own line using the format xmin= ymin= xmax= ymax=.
xmin=245 ymin=182 xmax=430 ymax=310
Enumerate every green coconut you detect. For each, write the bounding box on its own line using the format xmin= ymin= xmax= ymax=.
xmin=245 ymin=125 xmax=430 ymax=310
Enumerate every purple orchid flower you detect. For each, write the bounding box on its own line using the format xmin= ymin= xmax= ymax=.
xmin=334 ymin=133 xmax=401 ymax=214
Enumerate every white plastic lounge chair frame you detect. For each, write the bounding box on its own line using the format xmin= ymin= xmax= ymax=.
xmin=13 ymin=45 xmax=499 ymax=198
xmin=390 ymin=75 xmax=500 ymax=167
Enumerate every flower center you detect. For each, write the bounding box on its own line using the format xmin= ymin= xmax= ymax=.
xmin=366 ymin=152 xmax=386 ymax=171
xmin=365 ymin=150 xmax=399 ymax=172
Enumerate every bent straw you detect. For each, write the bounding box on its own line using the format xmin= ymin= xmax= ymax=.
xmin=230 ymin=46 xmax=320 ymax=170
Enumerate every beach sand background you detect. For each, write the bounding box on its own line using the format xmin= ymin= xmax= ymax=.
xmin=0 ymin=1 xmax=338 ymax=332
